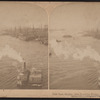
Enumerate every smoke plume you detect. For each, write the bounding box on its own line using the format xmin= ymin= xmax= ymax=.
xmin=0 ymin=45 xmax=24 ymax=63
xmin=50 ymin=39 xmax=100 ymax=62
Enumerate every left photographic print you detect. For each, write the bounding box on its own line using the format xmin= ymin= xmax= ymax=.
xmin=0 ymin=2 xmax=48 ymax=89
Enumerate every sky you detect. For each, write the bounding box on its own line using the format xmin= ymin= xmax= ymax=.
xmin=0 ymin=2 xmax=47 ymax=31
xmin=49 ymin=3 xmax=100 ymax=62
xmin=50 ymin=3 xmax=100 ymax=35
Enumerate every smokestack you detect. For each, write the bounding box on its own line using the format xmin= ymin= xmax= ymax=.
xmin=24 ymin=61 xmax=26 ymax=70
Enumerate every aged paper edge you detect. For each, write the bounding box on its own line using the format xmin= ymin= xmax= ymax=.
xmin=0 ymin=2 xmax=100 ymax=98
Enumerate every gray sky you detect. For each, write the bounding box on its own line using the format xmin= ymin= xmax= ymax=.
xmin=50 ymin=3 xmax=100 ymax=35
xmin=0 ymin=2 xmax=47 ymax=30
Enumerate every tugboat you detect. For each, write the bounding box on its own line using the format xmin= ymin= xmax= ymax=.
xmin=56 ymin=39 xmax=61 ymax=43
xmin=17 ymin=61 xmax=42 ymax=89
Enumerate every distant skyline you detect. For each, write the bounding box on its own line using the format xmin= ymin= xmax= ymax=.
xmin=0 ymin=2 xmax=47 ymax=31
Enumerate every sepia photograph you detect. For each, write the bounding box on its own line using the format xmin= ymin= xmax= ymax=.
xmin=0 ymin=2 xmax=48 ymax=89
xmin=1 ymin=1 xmax=100 ymax=98
xmin=49 ymin=3 xmax=100 ymax=90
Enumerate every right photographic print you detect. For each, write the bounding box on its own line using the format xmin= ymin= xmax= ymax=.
xmin=49 ymin=3 xmax=100 ymax=90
